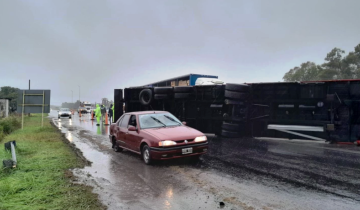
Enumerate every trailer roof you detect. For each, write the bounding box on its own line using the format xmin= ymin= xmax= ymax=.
xmin=144 ymin=73 xmax=218 ymax=86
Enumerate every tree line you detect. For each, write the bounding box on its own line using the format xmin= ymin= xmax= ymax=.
xmin=0 ymin=86 xmax=19 ymax=111
xmin=283 ymin=43 xmax=360 ymax=82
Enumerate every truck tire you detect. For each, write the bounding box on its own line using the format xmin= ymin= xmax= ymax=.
xmin=225 ymin=83 xmax=249 ymax=92
xmin=154 ymin=87 xmax=173 ymax=94
xmin=221 ymin=130 xmax=240 ymax=138
xmin=139 ymin=89 xmax=153 ymax=105
xmin=174 ymin=86 xmax=193 ymax=93
xmin=222 ymin=122 xmax=242 ymax=132
xmin=224 ymin=90 xmax=248 ymax=100
xmin=224 ymin=99 xmax=245 ymax=105
xmin=223 ymin=115 xmax=247 ymax=122
xmin=174 ymin=93 xmax=190 ymax=99
xmin=154 ymin=94 xmax=170 ymax=100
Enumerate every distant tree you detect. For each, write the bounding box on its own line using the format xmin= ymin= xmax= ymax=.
xmin=283 ymin=62 xmax=320 ymax=82
xmin=283 ymin=43 xmax=360 ymax=81
xmin=0 ymin=86 xmax=19 ymax=111
xmin=321 ymin=48 xmax=347 ymax=79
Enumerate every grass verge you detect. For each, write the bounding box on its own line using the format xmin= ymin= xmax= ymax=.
xmin=0 ymin=114 xmax=106 ymax=210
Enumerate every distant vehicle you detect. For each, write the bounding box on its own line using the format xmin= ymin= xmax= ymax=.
xmin=78 ymin=101 xmax=92 ymax=113
xmin=195 ymin=78 xmax=224 ymax=85
xmin=78 ymin=106 xmax=87 ymax=114
xmin=109 ymin=111 xmax=208 ymax=164
xmin=83 ymin=102 xmax=92 ymax=113
xmin=58 ymin=108 xmax=72 ymax=119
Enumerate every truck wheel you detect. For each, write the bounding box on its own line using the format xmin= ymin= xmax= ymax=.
xmin=225 ymin=83 xmax=249 ymax=92
xmin=154 ymin=87 xmax=173 ymax=94
xmin=224 ymin=90 xmax=248 ymax=100
xmin=222 ymin=122 xmax=242 ymax=132
xmin=223 ymin=115 xmax=247 ymax=122
xmin=174 ymin=93 xmax=190 ymax=99
xmin=142 ymin=145 xmax=152 ymax=165
xmin=139 ymin=89 xmax=153 ymax=105
xmin=221 ymin=130 xmax=241 ymax=138
xmin=224 ymin=99 xmax=245 ymax=105
xmin=174 ymin=86 xmax=193 ymax=93
xmin=154 ymin=94 xmax=170 ymax=100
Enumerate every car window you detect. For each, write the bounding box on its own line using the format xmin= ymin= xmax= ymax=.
xmin=139 ymin=113 xmax=182 ymax=129
xmin=120 ymin=115 xmax=130 ymax=128
xmin=60 ymin=108 xmax=69 ymax=111
xmin=117 ymin=115 xmax=124 ymax=126
xmin=128 ymin=115 xmax=137 ymax=128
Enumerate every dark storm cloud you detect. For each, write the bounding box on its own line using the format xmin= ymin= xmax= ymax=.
xmin=1 ymin=0 xmax=359 ymax=105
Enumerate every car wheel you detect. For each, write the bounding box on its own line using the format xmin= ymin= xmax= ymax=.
xmin=113 ymin=143 xmax=123 ymax=152
xmin=142 ymin=145 xmax=152 ymax=165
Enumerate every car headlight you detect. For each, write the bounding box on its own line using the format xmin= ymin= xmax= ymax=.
xmin=159 ymin=140 xmax=177 ymax=147
xmin=194 ymin=136 xmax=207 ymax=142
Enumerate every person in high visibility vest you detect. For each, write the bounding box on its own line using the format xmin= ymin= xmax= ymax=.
xmin=94 ymin=104 xmax=102 ymax=126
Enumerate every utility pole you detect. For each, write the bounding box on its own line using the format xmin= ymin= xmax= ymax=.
xmin=78 ymin=86 xmax=80 ymax=102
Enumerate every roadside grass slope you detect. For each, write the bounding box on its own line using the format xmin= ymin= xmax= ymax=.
xmin=0 ymin=114 xmax=105 ymax=210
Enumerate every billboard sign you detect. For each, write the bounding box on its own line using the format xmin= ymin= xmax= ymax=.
xmin=17 ymin=90 xmax=51 ymax=114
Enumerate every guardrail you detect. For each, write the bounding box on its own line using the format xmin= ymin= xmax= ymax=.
xmin=3 ymin=141 xmax=17 ymax=168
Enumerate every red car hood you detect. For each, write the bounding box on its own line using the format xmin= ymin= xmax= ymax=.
xmin=142 ymin=126 xmax=204 ymax=141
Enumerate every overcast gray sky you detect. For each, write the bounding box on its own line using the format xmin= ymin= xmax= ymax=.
xmin=1 ymin=0 xmax=360 ymax=105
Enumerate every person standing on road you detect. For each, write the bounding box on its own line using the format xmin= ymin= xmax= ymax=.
xmin=94 ymin=104 xmax=102 ymax=126
xmin=113 ymin=103 xmax=115 ymax=123
xmin=108 ymin=104 xmax=113 ymax=123
xmin=101 ymin=104 xmax=106 ymax=122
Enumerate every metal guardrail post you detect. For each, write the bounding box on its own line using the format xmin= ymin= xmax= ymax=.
xmin=11 ymin=141 xmax=17 ymax=167
xmin=2 ymin=141 xmax=17 ymax=168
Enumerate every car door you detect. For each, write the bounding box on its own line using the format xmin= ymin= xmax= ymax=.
xmin=118 ymin=114 xmax=131 ymax=149
xmin=126 ymin=115 xmax=143 ymax=152
xmin=113 ymin=116 xmax=123 ymax=144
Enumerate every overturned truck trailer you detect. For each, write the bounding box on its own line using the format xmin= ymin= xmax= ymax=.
xmin=114 ymin=79 xmax=360 ymax=143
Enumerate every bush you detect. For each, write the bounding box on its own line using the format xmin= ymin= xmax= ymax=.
xmin=0 ymin=125 xmax=4 ymax=142
xmin=0 ymin=116 xmax=21 ymax=136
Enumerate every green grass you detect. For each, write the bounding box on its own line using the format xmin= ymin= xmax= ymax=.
xmin=0 ymin=114 xmax=106 ymax=210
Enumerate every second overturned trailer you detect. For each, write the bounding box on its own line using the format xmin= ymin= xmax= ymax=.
xmin=114 ymin=77 xmax=360 ymax=143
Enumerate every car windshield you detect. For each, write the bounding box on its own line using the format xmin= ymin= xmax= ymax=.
xmin=60 ymin=108 xmax=70 ymax=111
xmin=139 ymin=113 xmax=182 ymax=129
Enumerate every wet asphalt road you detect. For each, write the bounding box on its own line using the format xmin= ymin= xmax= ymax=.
xmin=50 ymin=111 xmax=360 ymax=210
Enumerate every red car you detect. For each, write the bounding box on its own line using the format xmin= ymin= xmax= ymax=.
xmin=109 ymin=111 xmax=208 ymax=164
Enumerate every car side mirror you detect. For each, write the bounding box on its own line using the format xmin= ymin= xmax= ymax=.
xmin=182 ymin=121 xmax=187 ymax=125
xmin=128 ymin=126 xmax=137 ymax=131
